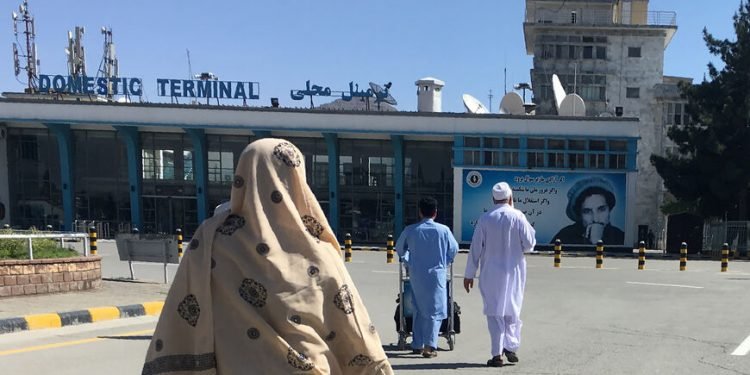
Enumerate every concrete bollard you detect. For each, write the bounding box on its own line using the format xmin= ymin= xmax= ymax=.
xmin=721 ymin=243 xmax=729 ymax=272
xmin=176 ymin=228 xmax=183 ymax=258
xmin=344 ymin=233 xmax=352 ymax=262
xmin=386 ymin=234 xmax=394 ymax=264
xmin=680 ymin=242 xmax=687 ymax=271
xmin=89 ymin=226 xmax=98 ymax=256
xmin=554 ymin=239 xmax=561 ymax=268
xmin=596 ymin=240 xmax=604 ymax=269
xmin=638 ymin=241 xmax=646 ymax=270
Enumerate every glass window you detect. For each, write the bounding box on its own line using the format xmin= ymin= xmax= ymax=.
xmin=207 ymin=151 xmax=233 ymax=184
xmin=609 ymin=154 xmax=627 ymax=169
xmin=590 ymin=140 xmax=606 ymax=151
xmin=568 ymin=153 xmax=586 ymax=169
xmin=502 ymin=151 xmax=520 ymax=167
xmin=628 ymin=47 xmax=642 ymax=58
xmin=528 ymin=152 xmax=545 ymax=168
xmin=483 ymin=137 xmax=500 ymax=148
xmin=626 ymin=87 xmax=640 ymax=98
xmin=547 ymin=152 xmax=565 ymax=168
xmin=583 ymin=46 xmax=593 ymax=59
xmin=568 ymin=45 xmax=578 ymax=59
xmin=528 ymin=138 xmax=545 ymax=149
xmin=483 ymin=151 xmax=500 ymax=166
xmin=596 ymin=46 xmax=606 ymax=59
xmin=463 ymin=151 xmax=480 ymax=165
xmin=464 ymin=137 xmax=480 ymax=147
xmin=503 ymin=137 xmax=520 ymax=148
xmin=569 ymin=140 xmax=586 ymax=150
xmin=590 ymin=154 xmax=606 ymax=169
xmin=548 ymin=139 xmax=565 ymax=150
xmin=609 ymin=140 xmax=628 ymax=151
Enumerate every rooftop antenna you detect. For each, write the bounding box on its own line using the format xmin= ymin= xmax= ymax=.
xmin=98 ymin=27 xmax=118 ymax=98
xmin=66 ymin=26 xmax=86 ymax=78
xmin=488 ymin=89 xmax=494 ymax=111
xmin=12 ymin=0 xmax=40 ymax=93
xmin=186 ymin=49 xmax=193 ymax=79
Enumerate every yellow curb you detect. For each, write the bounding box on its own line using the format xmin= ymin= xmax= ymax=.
xmin=142 ymin=301 xmax=164 ymax=316
xmin=88 ymin=306 xmax=120 ymax=322
xmin=25 ymin=313 xmax=62 ymax=330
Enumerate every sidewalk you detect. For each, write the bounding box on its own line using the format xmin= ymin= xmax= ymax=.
xmin=0 ymin=278 xmax=169 ymax=333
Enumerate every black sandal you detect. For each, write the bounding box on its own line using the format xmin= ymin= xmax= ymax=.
xmin=486 ymin=355 xmax=503 ymax=367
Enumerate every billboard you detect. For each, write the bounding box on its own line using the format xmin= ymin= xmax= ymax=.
xmin=460 ymin=170 xmax=627 ymax=245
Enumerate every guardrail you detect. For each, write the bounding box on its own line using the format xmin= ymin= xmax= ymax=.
xmin=527 ymin=8 xmax=676 ymax=27
xmin=0 ymin=232 xmax=91 ymax=260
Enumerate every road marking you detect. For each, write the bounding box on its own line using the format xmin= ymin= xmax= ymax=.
xmin=0 ymin=329 xmax=153 ymax=356
xmin=731 ymin=334 xmax=750 ymax=356
xmin=626 ymin=281 xmax=703 ymax=289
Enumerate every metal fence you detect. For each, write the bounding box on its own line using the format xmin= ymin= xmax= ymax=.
xmin=72 ymin=220 xmax=132 ymax=239
xmin=703 ymin=221 xmax=750 ymax=257
xmin=527 ymin=7 xmax=676 ymax=27
xmin=0 ymin=232 xmax=91 ymax=259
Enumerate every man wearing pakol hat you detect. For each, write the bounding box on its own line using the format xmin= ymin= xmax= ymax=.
xmin=463 ymin=181 xmax=536 ymax=367
xmin=551 ymin=176 xmax=624 ymax=245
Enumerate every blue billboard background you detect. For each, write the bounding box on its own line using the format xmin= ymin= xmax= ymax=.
xmin=460 ymin=170 xmax=626 ymax=244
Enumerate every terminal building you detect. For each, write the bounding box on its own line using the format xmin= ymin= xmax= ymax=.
xmin=0 ymin=0 xmax=684 ymax=248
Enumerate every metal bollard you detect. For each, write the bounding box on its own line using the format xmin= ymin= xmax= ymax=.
xmin=596 ymin=240 xmax=604 ymax=269
xmin=132 ymin=227 xmax=139 ymax=235
xmin=2 ymin=224 xmax=9 ymax=229
xmin=46 ymin=224 xmax=53 ymax=231
xmin=680 ymin=242 xmax=687 ymax=271
xmin=89 ymin=226 xmax=98 ymax=256
xmin=386 ymin=234 xmax=394 ymax=263
xmin=638 ymin=241 xmax=646 ymax=270
xmin=176 ymin=228 xmax=183 ymax=258
xmin=554 ymin=239 xmax=561 ymax=268
xmin=721 ymin=243 xmax=729 ymax=272
xmin=344 ymin=233 xmax=352 ymax=262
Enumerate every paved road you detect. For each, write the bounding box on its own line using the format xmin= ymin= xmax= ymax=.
xmin=1 ymin=250 xmax=749 ymax=374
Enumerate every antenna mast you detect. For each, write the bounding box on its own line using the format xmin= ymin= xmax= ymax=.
xmin=488 ymin=89 xmax=494 ymax=112
xmin=12 ymin=0 xmax=39 ymax=93
xmin=98 ymin=27 xmax=118 ymax=98
xmin=66 ymin=26 xmax=86 ymax=78
xmin=186 ymin=49 xmax=193 ymax=79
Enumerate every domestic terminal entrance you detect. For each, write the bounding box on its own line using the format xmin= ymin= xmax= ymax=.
xmin=142 ymin=195 xmax=198 ymax=236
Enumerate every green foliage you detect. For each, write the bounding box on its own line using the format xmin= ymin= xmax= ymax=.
xmin=0 ymin=229 xmax=79 ymax=260
xmin=651 ymin=1 xmax=750 ymax=219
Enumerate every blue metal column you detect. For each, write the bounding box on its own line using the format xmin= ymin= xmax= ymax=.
xmin=392 ymin=135 xmax=405 ymax=235
xmin=453 ymin=136 xmax=464 ymax=165
xmin=45 ymin=124 xmax=74 ymax=231
xmin=114 ymin=126 xmax=143 ymax=231
xmin=185 ymin=129 xmax=208 ymax=224
xmin=323 ymin=133 xmax=339 ymax=235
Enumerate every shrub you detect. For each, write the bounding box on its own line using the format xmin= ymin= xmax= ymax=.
xmin=0 ymin=228 xmax=80 ymax=260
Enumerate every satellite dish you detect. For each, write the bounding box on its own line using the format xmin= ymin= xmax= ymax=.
xmin=462 ymin=94 xmax=489 ymax=114
xmin=369 ymin=82 xmax=397 ymax=105
xmin=499 ymin=92 xmax=525 ymax=115
xmin=559 ymin=93 xmax=586 ymax=116
xmin=551 ymin=74 xmax=566 ymax=111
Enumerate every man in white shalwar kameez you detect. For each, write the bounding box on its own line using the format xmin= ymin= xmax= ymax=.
xmin=463 ymin=181 xmax=536 ymax=367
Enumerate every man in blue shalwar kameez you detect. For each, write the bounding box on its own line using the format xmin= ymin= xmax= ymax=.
xmin=395 ymin=197 xmax=459 ymax=358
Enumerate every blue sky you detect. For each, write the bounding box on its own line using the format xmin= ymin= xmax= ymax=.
xmin=0 ymin=0 xmax=741 ymax=112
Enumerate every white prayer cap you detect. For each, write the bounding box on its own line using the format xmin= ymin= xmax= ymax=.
xmin=492 ymin=182 xmax=512 ymax=200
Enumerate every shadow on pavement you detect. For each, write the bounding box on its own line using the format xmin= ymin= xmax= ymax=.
xmin=390 ymin=362 xmax=495 ymax=370
xmin=98 ymin=335 xmax=153 ymax=341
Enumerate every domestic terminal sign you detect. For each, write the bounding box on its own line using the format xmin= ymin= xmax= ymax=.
xmin=36 ymin=74 xmax=261 ymax=101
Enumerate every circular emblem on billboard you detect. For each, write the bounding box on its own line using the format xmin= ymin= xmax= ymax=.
xmin=466 ymin=171 xmax=482 ymax=188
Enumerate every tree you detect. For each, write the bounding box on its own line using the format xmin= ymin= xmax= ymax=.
xmin=651 ymin=1 xmax=750 ymax=220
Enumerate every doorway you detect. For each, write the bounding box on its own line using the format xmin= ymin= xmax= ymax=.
xmin=142 ymin=195 xmax=198 ymax=235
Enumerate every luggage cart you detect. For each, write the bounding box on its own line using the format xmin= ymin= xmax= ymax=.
xmin=395 ymin=261 xmax=458 ymax=351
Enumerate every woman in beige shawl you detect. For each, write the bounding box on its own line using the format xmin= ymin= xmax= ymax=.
xmin=142 ymin=139 xmax=393 ymax=374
